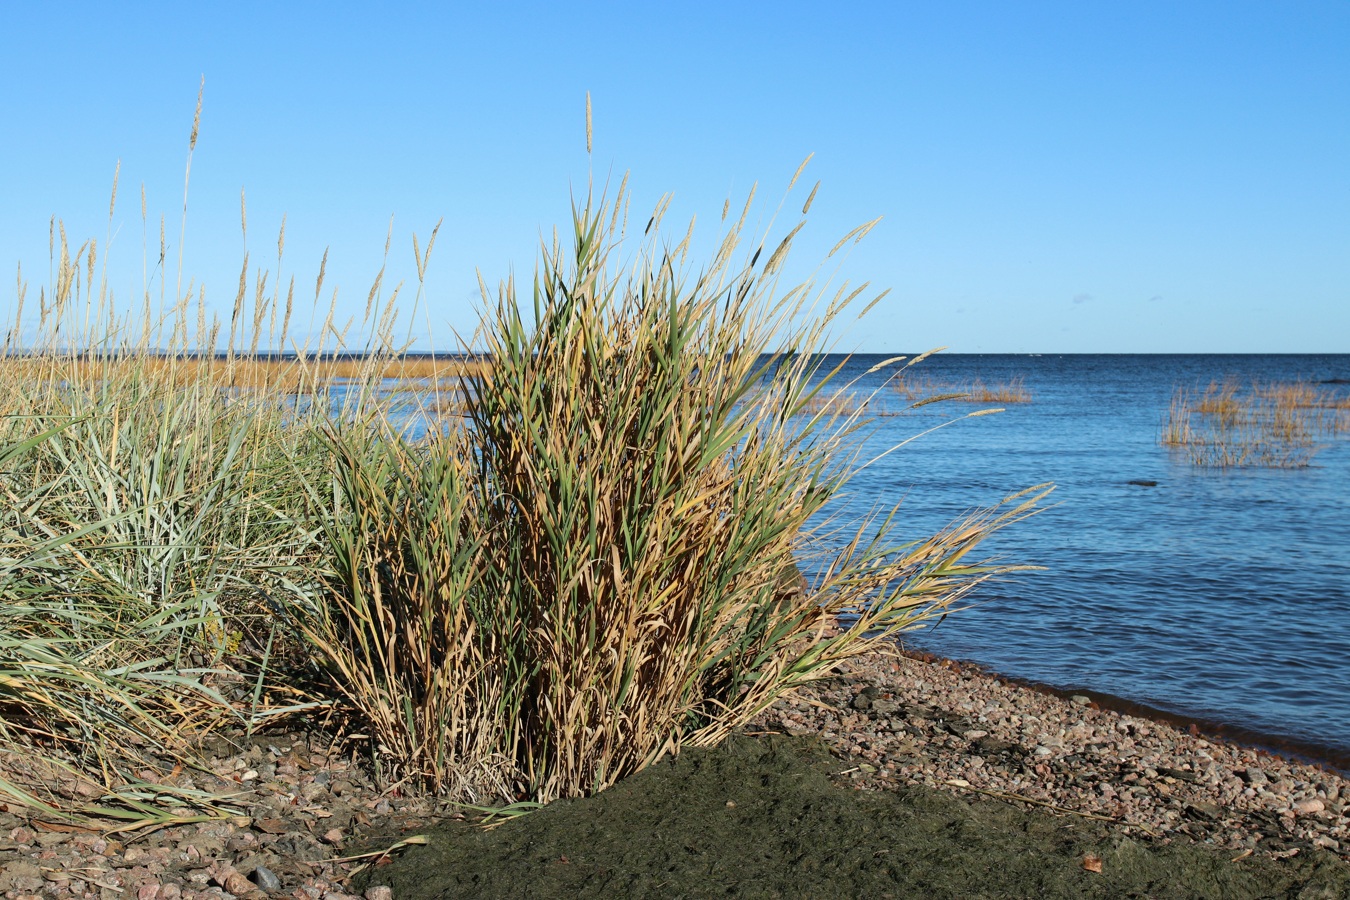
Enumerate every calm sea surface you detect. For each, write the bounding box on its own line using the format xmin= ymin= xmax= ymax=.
xmin=808 ymin=354 xmax=1350 ymax=770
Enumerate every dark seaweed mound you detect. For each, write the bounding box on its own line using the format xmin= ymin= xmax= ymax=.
xmin=358 ymin=734 xmax=1350 ymax=899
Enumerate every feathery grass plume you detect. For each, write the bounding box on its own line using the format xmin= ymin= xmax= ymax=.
xmin=788 ymin=153 xmax=813 ymax=191
xmin=177 ymin=78 xmax=204 ymax=309
xmin=802 ymin=180 xmax=820 ymax=215
xmin=158 ymin=215 xmax=166 ymax=312
xmin=6 ymin=266 xmax=23 ymax=353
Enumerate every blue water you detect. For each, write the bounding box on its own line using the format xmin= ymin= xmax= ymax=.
xmin=807 ymin=354 xmax=1350 ymax=767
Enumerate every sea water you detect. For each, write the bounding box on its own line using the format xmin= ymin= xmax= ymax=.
xmin=816 ymin=353 xmax=1350 ymax=769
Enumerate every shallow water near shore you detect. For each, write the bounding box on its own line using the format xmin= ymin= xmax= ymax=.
xmin=814 ymin=353 xmax=1350 ymax=768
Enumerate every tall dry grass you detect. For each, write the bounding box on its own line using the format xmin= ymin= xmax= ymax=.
xmin=290 ymin=182 xmax=1049 ymax=803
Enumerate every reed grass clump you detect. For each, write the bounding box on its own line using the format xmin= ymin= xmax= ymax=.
xmin=0 ymin=324 xmax=333 ymax=826
xmin=1161 ymin=379 xmax=1349 ymax=467
xmin=291 ymin=183 xmax=1049 ymax=803
xmin=0 ymin=189 xmax=380 ymax=823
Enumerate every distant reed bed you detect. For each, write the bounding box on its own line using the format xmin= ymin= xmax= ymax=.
xmin=892 ymin=374 xmax=1033 ymax=407
xmin=1161 ymin=379 xmax=1350 ymax=467
xmin=0 ymin=354 xmax=484 ymax=392
xmin=0 ymin=106 xmax=1047 ymax=826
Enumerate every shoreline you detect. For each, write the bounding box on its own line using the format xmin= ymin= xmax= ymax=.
xmin=890 ymin=647 xmax=1350 ymax=778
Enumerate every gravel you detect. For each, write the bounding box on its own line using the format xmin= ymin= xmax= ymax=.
xmin=2 ymin=646 xmax=1344 ymax=898
xmin=750 ymin=649 xmax=1349 ymax=862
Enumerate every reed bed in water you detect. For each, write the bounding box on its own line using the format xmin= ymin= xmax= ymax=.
xmin=0 ymin=355 xmax=486 ymax=392
xmin=891 ymin=374 xmax=1032 ymax=406
xmin=1161 ymin=379 xmax=1350 ymax=467
xmin=0 ymin=132 xmax=1048 ymax=823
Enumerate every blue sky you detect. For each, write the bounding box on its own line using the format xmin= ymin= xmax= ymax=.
xmin=2 ymin=2 xmax=1346 ymax=353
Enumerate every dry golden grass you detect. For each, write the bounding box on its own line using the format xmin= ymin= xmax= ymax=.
xmin=0 ymin=355 xmax=486 ymax=392
xmin=298 ymin=183 xmax=1048 ymax=803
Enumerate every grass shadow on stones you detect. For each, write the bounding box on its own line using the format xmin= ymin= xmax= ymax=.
xmin=355 ymin=733 xmax=1350 ymax=899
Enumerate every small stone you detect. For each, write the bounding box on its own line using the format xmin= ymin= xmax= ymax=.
xmin=137 ymin=884 xmax=160 ymax=900
xmin=1184 ymin=802 xmax=1221 ymax=821
xmin=364 ymin=888 xmax=394 ymax=900
xmin=1034 ymin=746 xmax=1053 ymax=757
xmin=1240 ymin=767 xmax=1269 ymax=787
xmin=1293 ymin=798 xmax=1325 ymax=815
xmin=1071 ymin=695 xmax=1091 ymax=707
xmin=210 ymin=865 xmax=254 ymax=897
xmin=725 ymin=800 xmax=736 ymax=808
xmin=250 ymin=865 xmax=282 ymax=892
xmin=322 ymin=827 xmax=345 ymax=845
xmin=0 ymin=860 xmax=45 ymax=893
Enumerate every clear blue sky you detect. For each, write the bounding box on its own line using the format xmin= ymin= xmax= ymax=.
xmin=2 ymin=2 xmax=1347 ymax=353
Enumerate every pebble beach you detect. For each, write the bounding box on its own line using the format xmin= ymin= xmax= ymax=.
xmin=1 ymin=648 xmax=1346 ymax=899
xmin=754 ymin=648 xmax=1349 ymax=860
